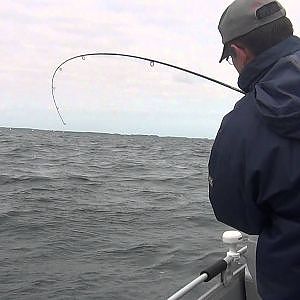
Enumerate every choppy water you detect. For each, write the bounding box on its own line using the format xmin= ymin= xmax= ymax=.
xmin=0 ymin=127 xmax=229 ymax=300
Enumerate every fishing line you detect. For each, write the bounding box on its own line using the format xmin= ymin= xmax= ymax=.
xmin=51 ymin=52 xmax=245 ymax=125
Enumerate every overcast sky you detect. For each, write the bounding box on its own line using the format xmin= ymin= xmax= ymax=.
xmin=1 ymin=1 xmax=300 ymax=138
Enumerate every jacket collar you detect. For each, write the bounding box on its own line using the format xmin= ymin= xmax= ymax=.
xmin=238 ymin=36 xmax=300 ymax=93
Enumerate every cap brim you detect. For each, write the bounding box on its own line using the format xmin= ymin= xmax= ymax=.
xmin=219 ymin=44 xmax=230 ymax=63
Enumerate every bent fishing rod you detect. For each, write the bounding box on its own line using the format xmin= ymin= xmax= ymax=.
xmin=51 ymin=52 xmax=245 ymax=125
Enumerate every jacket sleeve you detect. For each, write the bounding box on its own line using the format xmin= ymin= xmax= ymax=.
xmin=208 ymin=113 xmax=267 ymax=235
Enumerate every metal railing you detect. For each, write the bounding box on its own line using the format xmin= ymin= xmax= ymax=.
xmin=167 ymin=231 xmax=247 ymax=300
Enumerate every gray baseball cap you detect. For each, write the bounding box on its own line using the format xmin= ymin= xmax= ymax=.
xmin=218 ymin=0 xmax=286 ymax=62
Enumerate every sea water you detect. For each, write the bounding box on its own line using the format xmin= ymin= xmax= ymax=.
xmin=0 ymin=127 xmax=229 ymax=300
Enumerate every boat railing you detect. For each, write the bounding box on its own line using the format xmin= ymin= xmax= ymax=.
xmin=167 ymin=231 xmax=249 ymax=300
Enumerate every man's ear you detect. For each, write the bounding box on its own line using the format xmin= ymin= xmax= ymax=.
xmin=231 ymin=44 xmax=254 ymax=65
xmin=230 ymin=44 xmax=254 ymax=73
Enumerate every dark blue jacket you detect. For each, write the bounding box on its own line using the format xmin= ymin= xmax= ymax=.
xmin=209 ymin=36 xmax=300 ymax=300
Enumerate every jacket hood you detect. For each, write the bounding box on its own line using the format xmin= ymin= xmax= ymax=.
xmin=255 ymin=52 xmax=300 ymax=139
xmin=238 ymin=36 xmax=300 ymax=139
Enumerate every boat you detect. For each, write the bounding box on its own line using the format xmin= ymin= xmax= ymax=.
xmin=167 ymin=231 xmax=261 ymax=300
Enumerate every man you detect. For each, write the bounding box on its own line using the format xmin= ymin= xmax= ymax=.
xmin=208 ymin=0 xmax=300 ymax=299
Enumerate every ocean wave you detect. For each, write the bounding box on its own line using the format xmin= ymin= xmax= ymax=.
xmin=103 ymin=243 xmax=160 ymax=256
xmin=0 ymin=175 xmax=52 ymax=185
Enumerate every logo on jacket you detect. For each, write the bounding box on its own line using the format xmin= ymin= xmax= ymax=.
xmin=208 ymin=175 xmax=213 ymax=187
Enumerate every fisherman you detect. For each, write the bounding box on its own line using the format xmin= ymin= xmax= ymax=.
xmin=208 ymin=1 xmax=300 ymax=299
